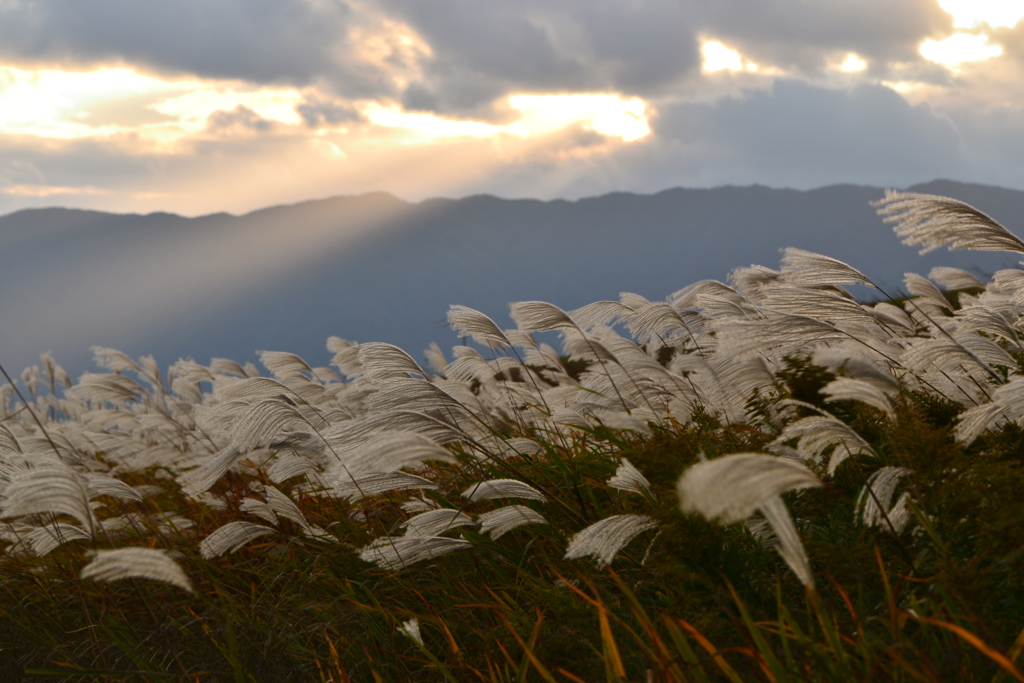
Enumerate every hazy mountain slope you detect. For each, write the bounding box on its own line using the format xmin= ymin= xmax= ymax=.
xmin=2 ymin=180 xmax=1021 ymax=378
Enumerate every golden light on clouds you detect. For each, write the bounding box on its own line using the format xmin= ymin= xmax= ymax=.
xmin=839 ymin=54 xmax=868 ymax=72
xmin=0 ymin=64 xmax=315 ymax=152
xmin=362 ymin=103 xmax=501 ymax=140
xmin=920 ymin=32 xmax=1004 ymax=67
xmin=2 ymin=184 xmax=109 ymax=197
xmin=149 ymin=88 xmax=304 ymax=129
xmin=936 ymin=0 xmax=1024 ymax=29
xmin=364 ymin=94 xmax=650 ymax=143
xmin=701 ymin=41 xmax=744 ymax=72
xmin=506 ymin=94 xmax=650 ymax=142
xmin=0 ymin=65 xmax=194 ymax=138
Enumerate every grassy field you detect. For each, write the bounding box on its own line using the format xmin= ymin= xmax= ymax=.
xmin=1 ymin=190 xmax=1023 ymax=681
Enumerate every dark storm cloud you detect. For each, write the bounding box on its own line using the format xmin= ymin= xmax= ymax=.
xmin=0 ymin=0 xmax=356 ymax=86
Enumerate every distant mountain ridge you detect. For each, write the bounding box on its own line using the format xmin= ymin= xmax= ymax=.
xmin=3 ymin=180 xmax=1023 ymax=379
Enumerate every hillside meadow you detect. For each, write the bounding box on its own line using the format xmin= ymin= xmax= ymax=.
xmin=1 ymin=190 xmax=1023 ymax=681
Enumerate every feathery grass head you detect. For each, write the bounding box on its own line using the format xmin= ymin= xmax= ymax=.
xmin=875 ymin=189 xmax=1024 ymax=254
xmin=81 ymin=547 xmax=193 ymax=593
xmin=563 ymin=514 xmax=658 ymax=568
xmin=676 ymin=453 xmax=821 ymax=524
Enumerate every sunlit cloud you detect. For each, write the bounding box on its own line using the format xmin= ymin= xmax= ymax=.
xmin=364 ymin=94 xmax=650 ymax=143
xmin=507 ymin=94 xmax=650 ymax=142
xmin=937 ymin=0 xmax=1024 ymax=29
xmin=149 ymin=88 xmax=304 ymax=131
xmin=839 ymin=54 xmax=868 ymax=72
xmin=0 ymin=66 xmax=198 ymax=139
xmin=362 ymin=103 xmax=501 ymax=140
xmin=0 ymin=65 xmax=309 ymax=146
xmin=701 ymin=41 xmax=744 ymax=73
xmin=920 ymin=32 xmax=1004 ymax=68
xmin=1 ymin=184 xmax=109 ymax=197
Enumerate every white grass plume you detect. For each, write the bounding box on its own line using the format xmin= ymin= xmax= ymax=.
xmin=509 ymin=301 xmax=576 ymax=332
xmin=231 ymin=399 xmax=307 ymax=450
xmin=357 ymin=343 xmax=429 ymax=381
xmin=84 ymin=474 xmax=143 ymax=503
xmin=876 ymin=189 xmax=1024 ymax=254
xmin=676 ymin=453 xmax=821 ymax=524
xmin=366 ymin=378 xmax=467 ymax=415
xmin=856 ymin=466 xmax=913 ymax=535
xmin=772 ymin=416 xmax=876 ymax=474
xmin=955 ymin=377 xmax=1024 ymax=443
xmin=2 ymin=465 xmax=95 ymax=534
xmin=462 ymin=479 xmax=546 ymax=501
xmin=401 ymin=509 xmax=476 ymax=537
xmin=820 ymin=378 xmax=895 ymax=420
xmin=326 ymin=431 xmax=457 ymax=475
xmin=447 ymin=305 xmax=512 ymax=349
xmin=606 ymin=458 xmax=652 ymax=496
xmin=358 ymin=536 xmax=470 ymax=570
xmin=478 ymin=505 xmax=547 ymax=539
xmin=423 ymin=342 xmax=448 ymax=378
xmin=779 ymin=248 xmax=876 ymax=288
xmin=81 ymin=547 xmax=193 ymax=592
xmin=259 ymin=351 xmax=315 ymax=381
xmin=930 ymin=267 xmax=985 ymax=291
xmin=677 ymin=454 xmax=821 ymax=587
xmin=26 ymin=523 xmax=91 ymax=556
xmin=324 ymin=471 xmax=438 ymax=502
xmin=267 ymin=453 xmax=319 ymax=484
xmin=179 ymin=445 xmax=247 ymax=497
xmin=398 ymin=618 xmax=424 ymax=647
xmin=758 ymin=495 xmax=816 ymax=587
xmin=904 ymin=273 xmax=952 ymax=313
xmin=199 ymin=521 xmax=275 ymax=559
xmin=564 ymin=514 xmax=658 ymax=568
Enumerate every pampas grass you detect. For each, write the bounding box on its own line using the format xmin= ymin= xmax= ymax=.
xmin=1 ymin=189 xmax=1024 ymax=680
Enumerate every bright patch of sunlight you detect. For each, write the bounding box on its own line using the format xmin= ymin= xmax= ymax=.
xmin=920 ymin=32 xmax=1003 ymax=67
xmin=0 ymin=66 xmax=196 ymax=138
xmin=0 ymin=65 xmax=304 ymax=142
xmin=882 ymin=81 xmax=925 ymax=93
xmin=840 ymin=54 xmax=868 ymax=72
xmin=364 ymin=94 xmax=650 ymax=143
xmin=362 ymin=103 xmax=501 ymax=139
xmin=312 ymin=138 xmax=346 ymax=158
xmin=702 ymin=41 xmax=744 ymax=72
xmin=937 ymin=0 xmax=1024 ymax=28
xmin=150 ymin=89 xmax=304 ymax=130
xmin=507 ymin=94 xmax=650 ymax=142
xmin=1 ymin=184 xmax=108 ymax=197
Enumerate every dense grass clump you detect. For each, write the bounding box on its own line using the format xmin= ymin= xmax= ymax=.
xmin=2 ymin=190 xmax=1024 ymax=681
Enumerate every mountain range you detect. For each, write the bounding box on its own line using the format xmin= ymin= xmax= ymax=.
xmin=3 ymin=179 xmax=1023 ymax=380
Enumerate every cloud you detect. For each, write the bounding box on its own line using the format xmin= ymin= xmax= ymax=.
xmin=0 ymin=0 xmax=1021 ymax=218
xmin=422 ymin=79 xmax=978 ymax=200
xmin=380 ymin=0 xmax=701 ymax=116
xmin=206 ymin=106 xmax=277 ymax=135
xmin=697 ymin=0 xmax=952 ymax=74
xmin=297 ymin=98 xmax=365 ymax=127
xmin=0 ymin=0 xmax=431 ymax=101
xmin=653 ymin=80 xmax=966 ymax=183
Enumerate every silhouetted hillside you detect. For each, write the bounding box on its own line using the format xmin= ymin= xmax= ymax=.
xmin=2 ymin=180 xmax=1022 ymax=377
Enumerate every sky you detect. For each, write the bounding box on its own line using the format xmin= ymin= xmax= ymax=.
xmin=1 ymin=0 xmax=1023 ymax=217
